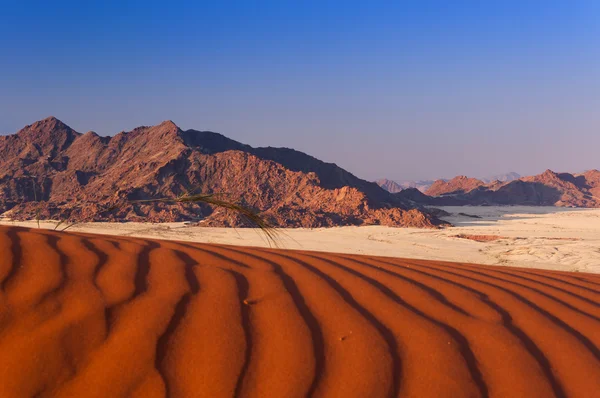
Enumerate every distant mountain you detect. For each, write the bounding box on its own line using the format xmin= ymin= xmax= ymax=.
xmin=375 ymin=179 xmax=404 ymax=193
xmin=377 ymin=173 xmax=520 ymax=194
xmin=481 ymin=172 xmax=521 ymax=183
xmin=425 ymin=176 xmax=486 ymax=196
xmin=396 ymin=169 xmax=600 ymax=208
xmin=0 ymin=117 xmax=444 ymax=228
xmin=376 ymin=179 xmax=438 ymax=193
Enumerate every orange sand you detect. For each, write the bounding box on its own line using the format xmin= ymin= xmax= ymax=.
xmin=0 ymin=225 xmax=599 ymax=397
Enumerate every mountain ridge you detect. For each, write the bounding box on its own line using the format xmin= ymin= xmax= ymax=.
xmin=395 ymin=169 xmax=600 ymax=208
xmin=0 ymin=117 xmax=442 ymax=228
xmin=376 ymin=172 xmax=520 ymax=194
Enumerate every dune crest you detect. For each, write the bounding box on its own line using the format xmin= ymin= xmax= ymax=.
xmin=0 ymin=225 xmax=599 ymax=397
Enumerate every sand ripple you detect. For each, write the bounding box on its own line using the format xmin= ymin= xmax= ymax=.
xmin=0 ymin=226 xmax=599 ymax=397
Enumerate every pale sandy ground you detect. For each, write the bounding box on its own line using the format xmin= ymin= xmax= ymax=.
xmin=2 ymin=206 xmax=599 ymax=274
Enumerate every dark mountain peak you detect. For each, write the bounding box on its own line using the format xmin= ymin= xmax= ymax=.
xmin=179 ymin=130 xmax=389 ymax=200
xmin=395 ymin=187 xmax=429 ymax=202
xmin=41 ymin=115 xmax=59 ymax=123
xmin=14 ymin=116 xmax=79 ymax=155
xmin=19 ymin=116 xmax=76 ymax=136
xmin=147 ymin=120 xmax=182 ymax=136
xmin=37 ymin=116 xmax=61 ymax=125
xmin=126 ymin=119 xmax=180 ymax=134
xmin=250 ymin=146 xmax=389 ymax=201
xmin=156 ymin=119 xmax=180 ymax=130
xmin=541 ymin=169 xmax=558 ymax=177
xmin=376 ymin=179 xmax=404 ymax=193
xmin=120 ymin=120 xmax=183 ymax=148
xmin=180 ymin=129 xmax=249 ymax=153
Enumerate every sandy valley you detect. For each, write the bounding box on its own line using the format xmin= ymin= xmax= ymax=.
xmin=3 ymin=206 xmax=599 ymax=274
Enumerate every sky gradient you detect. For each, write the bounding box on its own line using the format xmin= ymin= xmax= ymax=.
xmin=1 ymin=1 xmax=599 ymax=181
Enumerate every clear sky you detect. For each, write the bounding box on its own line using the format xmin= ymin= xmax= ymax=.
xmin=1 ymin=1 xmax=599 ymax=181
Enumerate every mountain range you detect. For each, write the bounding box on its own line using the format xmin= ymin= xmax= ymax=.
xmin=395 ymin=170 xmax=600 ymax=207
xmin=375 ymin=178 xmax=438 ymax=193
xmin=481 ymin=172 xmax=521 ymax=183
xmin=376 ymin=172 xmax=521 ymax=194
xmin=0 ymin=117 xmax=442 ymax=228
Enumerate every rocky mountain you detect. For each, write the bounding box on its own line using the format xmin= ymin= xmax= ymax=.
xmin=378 ymin=173 xmax=519 ymax=194
xmin=0 ymin=117 xmax=444 ymax=228
xmin=375 ymin=178 xmax=404 ymax=193
xmin=425 ymin=176 xmax=486 ymax=196
xmin=397 ymin=169 xmax=600 ymax=208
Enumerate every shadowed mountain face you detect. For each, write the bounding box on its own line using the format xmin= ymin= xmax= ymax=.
xmin=396 ymin=169 xmax=600 ymax=207
xmin=182 ymin=129 xmax=389 ymax=202
xmin=0 ymin=117 xmax=442 ymax=228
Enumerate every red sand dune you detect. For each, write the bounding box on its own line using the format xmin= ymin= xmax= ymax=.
xmin=0 ymin=226 xmax=599 ymax=397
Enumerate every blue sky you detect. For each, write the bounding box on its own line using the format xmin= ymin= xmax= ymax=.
xmin=1 ymin=1 xmax=599 ymax=180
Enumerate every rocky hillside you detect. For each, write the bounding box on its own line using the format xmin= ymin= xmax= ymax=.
xmin=0 ymin=117 xmax=443 ymax=228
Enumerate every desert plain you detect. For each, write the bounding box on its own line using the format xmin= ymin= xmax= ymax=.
xmin=3 ymin=206 xmax=599 ymax=274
